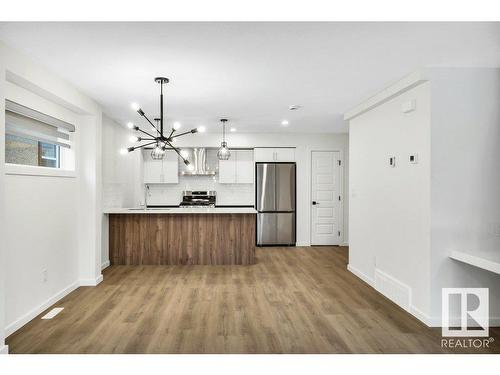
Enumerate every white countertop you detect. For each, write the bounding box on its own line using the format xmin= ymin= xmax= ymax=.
xmin=103 ymin=207 xmax=257 ymax=214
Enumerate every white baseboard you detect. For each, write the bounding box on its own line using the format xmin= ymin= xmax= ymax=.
xmin=296 ymin=242 xmax=310 ymax=247
xmin=79 ymin=274 xmax=103 ymax=287
xmin=409 ymin=305 xmax=434 ymax=327
xmin=375 ymin=268 xmax=411 ymax=312
xmin=347 ymin=264 xmax=374 ymax=287
xmin=5 ymin=281 xmax=79 ymax=337
xmin=341 ymin=242 xmax=349 ymax=247
xmin=348 ymin=264 xmax=435 ymax=327
xmin=5 ymin=273 xmax=104 ymax=337
xmin=0 ymin=345 xmax=8 ymax=354
xmin=101 ymin=260 xmax=110 ymax=270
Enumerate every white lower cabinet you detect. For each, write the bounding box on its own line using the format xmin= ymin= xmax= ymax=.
xmin=218 ymin=150 xmax=254 ymax=184
xmin=143 ymin=150 xmax=179 ymax=184
xmin=254 ymin=147 xmax=295 ymax=162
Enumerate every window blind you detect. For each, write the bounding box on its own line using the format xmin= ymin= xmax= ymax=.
xmin=5 ymin=100 xmax=75 ymax=149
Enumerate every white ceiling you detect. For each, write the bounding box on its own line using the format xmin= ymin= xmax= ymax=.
xmin=0 ymin=22 xmax=499 ymax=133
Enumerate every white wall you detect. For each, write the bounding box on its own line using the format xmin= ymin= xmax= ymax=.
xmin=0 ymin=41 xmax=103 ymax=337
xmin=101 ymin=115 xmax=143 ymax=267
xmin=102 ymin=115 xmax=143 ymax=209
xmin=349 ymin=82 xmax=432 ymax=318
xmin=347 ymin=68 xmax=500 ymax=326
xmin=0 ymin=45 xmax=7 ymax=354
xmin=429 ymin=68 xmax=500 ymax=323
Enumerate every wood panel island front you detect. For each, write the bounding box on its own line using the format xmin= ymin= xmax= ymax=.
xmin=104 ymin=207 xmax=256 ymax=265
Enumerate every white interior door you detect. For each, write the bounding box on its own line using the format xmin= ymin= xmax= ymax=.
xmin=311 ymin=151 xmax=341 ymax=245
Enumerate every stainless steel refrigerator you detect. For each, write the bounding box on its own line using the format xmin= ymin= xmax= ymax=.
xmin=256 ymin=163 xmax=296 ymax=246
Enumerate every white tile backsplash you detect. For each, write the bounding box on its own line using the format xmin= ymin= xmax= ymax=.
xmin=147 ymin=176 xmax=254 ymax=206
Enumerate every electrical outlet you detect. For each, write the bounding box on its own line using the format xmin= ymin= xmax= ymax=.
xmin=42 ymin=268 xmax=48 ymax=283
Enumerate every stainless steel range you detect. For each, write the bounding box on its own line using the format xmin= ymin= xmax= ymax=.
xmin=179 ymin=190 xmax=216 ymax=207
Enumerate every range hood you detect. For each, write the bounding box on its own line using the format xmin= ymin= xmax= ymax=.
xmin=179 ymin=148 xmax=218 ymax=176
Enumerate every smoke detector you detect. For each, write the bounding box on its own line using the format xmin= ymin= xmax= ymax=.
xmin=288 ymin=105 xmax=302 ymax=111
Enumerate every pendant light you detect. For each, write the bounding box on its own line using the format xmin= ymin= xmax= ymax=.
xmin=217 ymin=118 xmax=231 ymax=160
xmin=121 ymin=77 xmax=202 ymax=168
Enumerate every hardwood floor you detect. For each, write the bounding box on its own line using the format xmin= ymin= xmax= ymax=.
xmin=6 ymin=246 xmax=500 ymax=353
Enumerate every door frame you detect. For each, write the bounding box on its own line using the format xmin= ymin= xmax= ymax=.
xmin=309 ymin=148 xmax=345 ymax=246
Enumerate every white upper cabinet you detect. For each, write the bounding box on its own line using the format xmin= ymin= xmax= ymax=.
xmin=218 ymin=150 xmax=254 ymax=184
xmin=254 ymin=148 xmax=295 ymax=162
xmin=235 ymin=150 xmax=254 ymax=183
xmin=253 ymin=148 xmax=275 ymax=162
xmin=218 ymin=159 xmax=236 ymax=183
xmin=143 ymin=150 xmax=179 ymax=184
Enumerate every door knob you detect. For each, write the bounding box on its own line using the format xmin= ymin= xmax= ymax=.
xmin=312 ymin=201 xmax=318 ymax=205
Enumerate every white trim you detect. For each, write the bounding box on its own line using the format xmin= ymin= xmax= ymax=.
xmin=341 ymin=242 xmax=349 ymax=247
xmin=348 ymin=265 xmax=500 ymax=329
xmin=5 ymin=163 xmax=76 ymax=178
xmin=5 ymin=281 xmax=79 ymax=337
xmin=347 ymin=264 xmax=374 ymax=287
xmin=409 ymin=305 xmax=434 ymax=327
xmin=296 ymin=242 xmax=311 ymax=247
xmin=344 ymin=69 xmax=429 ymax=120
xmin=101 ymin=260 xmax=110 ymax=270
xmin=348 ymin=264 xmax=436 ymax=327
xmin=0 ymin=345 xmax=8 ymax=354
xmin=5 ymin=275 xmax=104 ymax=337
xmin=309 ymin=148 xmax=345 ymax=246
xmin=79 ymin=274 xmax=103 ymax=287
xmin=375 ymin=268 xmax=411 ymax=311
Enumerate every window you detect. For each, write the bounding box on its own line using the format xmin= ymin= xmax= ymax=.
xmin=5 ymin=134 xmax=61 ymax=168
xmin=4 ymin=100 xmax=74 ymax=170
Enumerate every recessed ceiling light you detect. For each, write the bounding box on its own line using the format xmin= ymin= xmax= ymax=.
xmin=230 ymin=127 xmax=236 ymax=132
xmin=281 ymin=120 xmax=289 ymax=126
xmin=288 ymin=105 xmax=301 ymax=111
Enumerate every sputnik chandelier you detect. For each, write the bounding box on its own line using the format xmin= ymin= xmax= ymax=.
xmin=120 ymin=77 xmax=204 ymax=171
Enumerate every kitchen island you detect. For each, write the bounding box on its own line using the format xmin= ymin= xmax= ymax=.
xmin=104 ymin=207 xmax=256 ymax=265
